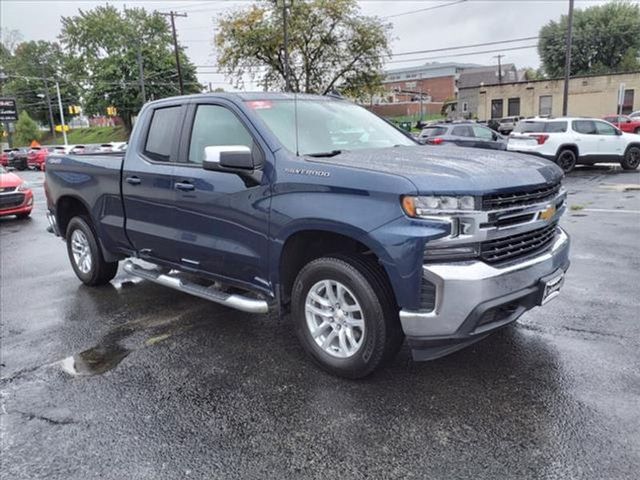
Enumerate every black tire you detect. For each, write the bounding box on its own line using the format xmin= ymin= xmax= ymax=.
xmin=634 ymin=128 xmax=640 ymax=135
xmin=556 ymin=149 xmax=577 ymax=173
xmin=15 ymin=212 xmax=30 ymax=220
xmin=621 ymin=145 xmax=640 ymax=170
xmin=291 ymin=255 xmax=403 ymax=379
xmin=66 ymin=216 xmax=118 ymax=286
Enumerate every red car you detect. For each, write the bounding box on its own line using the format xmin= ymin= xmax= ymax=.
xmin=0 ymin=150 xmax=8 ymax=167
xmin=0 ymin=166 xmax=33 ymax=219
xmin=27 ymin=147 xmax=48 ymax=170
xmin=603 ymin=115 xmax=640 ymax=134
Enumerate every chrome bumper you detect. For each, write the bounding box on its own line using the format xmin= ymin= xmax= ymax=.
xmin=400 ymin=227 xmax=570 ymax=339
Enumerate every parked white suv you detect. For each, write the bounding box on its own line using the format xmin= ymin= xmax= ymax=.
xmin=507 ymin=117 xmax=640 ymax=172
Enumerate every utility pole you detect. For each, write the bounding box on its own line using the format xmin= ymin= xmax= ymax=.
xmin=40 ymin=65 xmax=56 ymax=136
xmin=562 ymin=0 xmax=575 ymax=116
xmin=493 ymin=54 xmax=505 ymax=84
xmin=283 ymin=0 xmax=291 ymax=92
xmin=136 ymin=43 xmax=147 ymax=103
xmin=160 ymin=11 xmax=187 ymax=95
xmin=55 ymin=81 xmax=68 ymax=145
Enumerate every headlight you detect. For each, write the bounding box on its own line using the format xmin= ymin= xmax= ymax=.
xmin=16 ymin=182 xmax=30 ymax=192
xmin=402 ymin=195 xmax=477 ymax=217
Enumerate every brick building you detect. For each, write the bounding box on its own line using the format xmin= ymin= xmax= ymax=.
xmin=459 ymin=71 xmax=640 ymax=120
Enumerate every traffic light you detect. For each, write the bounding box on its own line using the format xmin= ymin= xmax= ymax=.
xmin=106 ymin=106 xmax=117 ymax=116
xmin=67 ymin=105 xmax=81 ymax=115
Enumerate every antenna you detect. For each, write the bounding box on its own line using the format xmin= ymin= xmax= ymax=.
xmin=294 ymin=92 xmax=300 ymax=156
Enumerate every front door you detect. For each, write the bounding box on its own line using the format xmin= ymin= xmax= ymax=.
xmin=571 ymin=120 xmax=600 ymax=157
xmin=172 ymin=102 xmax=271 ymax=292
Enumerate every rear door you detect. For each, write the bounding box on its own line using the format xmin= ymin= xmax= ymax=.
xmin=594 ymin=120 xmax=625 ymax=157
xmin=450 ymin=125 xmax=476 ymax=147
xmin=122 ymin=104 xmax=184 ymax=262
xmin=172 ymin=101 xmax=271 ymax=291
xmin=571 ymin=120 xmax=600 ymax=157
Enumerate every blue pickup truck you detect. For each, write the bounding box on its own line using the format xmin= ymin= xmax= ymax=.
xmin=45 ymin=93 xmax=570 ymax=378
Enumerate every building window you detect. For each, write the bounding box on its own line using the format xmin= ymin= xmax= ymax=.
xmin=508 ymin=97 xmax=520 ymax=116
xmin=622 ymin=89 xmax=635 ymax=115
xmin=539 ymin=95 xmax=552 ymax=116
xmin=462 ymin=102 xmax=469 ymax=113
xmin=491 ymin=99 xmax=503 ymax=119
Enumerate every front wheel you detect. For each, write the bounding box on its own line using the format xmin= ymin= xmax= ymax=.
xmin=291 ymin=255 xmax=403 ymax=378
xmin=66 ymin=216 xmax=118 ymax=286
xmin=556 ymin=149 xmax=577 ymax=173
xmin=621 ymin=146 xmax=640 ymax=170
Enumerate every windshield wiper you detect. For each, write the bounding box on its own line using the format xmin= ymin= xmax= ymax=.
xmin=305 ymin=150 xmax=343 ymax=158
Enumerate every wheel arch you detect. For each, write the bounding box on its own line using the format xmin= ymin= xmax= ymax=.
xmin=275 ymin=225 xmax=397 ymax=309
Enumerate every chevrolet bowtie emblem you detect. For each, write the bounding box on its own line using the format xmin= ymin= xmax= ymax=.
xmin=539 ymin=205 xmax=556 ymax=221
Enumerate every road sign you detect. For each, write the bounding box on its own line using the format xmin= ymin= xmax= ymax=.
xmin=55 ymin=125 xmax=70 ymax=132
xmin=0 ymin=98 xmax=18 ymax=122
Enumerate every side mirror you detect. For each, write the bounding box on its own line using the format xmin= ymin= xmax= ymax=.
xmin=202 ymin=145 xmax=253 ymax=171
xmin=617 ymin=128 xmax=623 ymax=136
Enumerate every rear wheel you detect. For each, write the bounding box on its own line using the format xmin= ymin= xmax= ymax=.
xmin=66 ymin=216 xmax=118 ymax=286
xmin=621 ymin=146 xmax=640 ymax=170
xmin=291 ymin=255 xmax=403 ymax=378
xmin=556 ymin=149 xmax=577 ymax=173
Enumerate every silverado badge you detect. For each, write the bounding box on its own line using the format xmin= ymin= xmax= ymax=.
xmin=539 ymin=205 xmax=556 ymax=221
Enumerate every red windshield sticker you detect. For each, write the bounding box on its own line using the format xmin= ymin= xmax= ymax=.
xmin=246 ymin=100 xmax=273 ymax=110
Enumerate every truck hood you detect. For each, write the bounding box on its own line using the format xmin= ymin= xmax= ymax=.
xmin=312 ymin=145 xmax=563 ymax=194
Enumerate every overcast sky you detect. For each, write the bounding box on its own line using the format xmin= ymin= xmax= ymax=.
xmin=1 ymin=0 xmax=617 ymax=90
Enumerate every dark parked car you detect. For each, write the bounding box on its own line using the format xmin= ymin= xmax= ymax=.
xmin=1 ymin=148 xmax=28 ymax=170
xmin=418 ymin=123 xmax=507 ymax=150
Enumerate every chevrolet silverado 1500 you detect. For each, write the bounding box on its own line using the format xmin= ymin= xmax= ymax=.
xmin=45 ymin=93 xmax=570 ymax=378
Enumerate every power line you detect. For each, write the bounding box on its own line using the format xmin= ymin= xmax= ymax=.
xmin=159 ymin=11 xmax=188 ymax=95
xmin=382 ymin=0 xmax=468 ymax=19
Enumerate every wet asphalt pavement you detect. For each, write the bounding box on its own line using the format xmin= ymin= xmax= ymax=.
xmin=1 ymin=166 xmax=639 ymax=479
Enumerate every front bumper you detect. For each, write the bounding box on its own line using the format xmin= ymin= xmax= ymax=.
xmin=0 ymin=191 xmax=33 ymax=217
xmin=400 ymin=227 xmax=570 ymax=360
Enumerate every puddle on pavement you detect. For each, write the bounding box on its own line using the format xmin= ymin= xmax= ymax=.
xmin=61 ymin=345 xmax=130 ymax=376
xmin=61 ymin=328 xmax=134 ymax=377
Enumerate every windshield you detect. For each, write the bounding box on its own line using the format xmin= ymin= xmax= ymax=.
xmin=246 ymin=99 xmax=415 ymax=155
xmin=0 ymin=166 xmax=6 ymax=174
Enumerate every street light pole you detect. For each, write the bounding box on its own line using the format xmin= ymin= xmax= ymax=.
xmin=40 ymin=64 xmax=56 ymax=137
xmin=55 ymin=81 xmax=68 ymax=145
xmin=562 ymin=0 xmax=575 ymax=116
xmin=160 ymin=11 xmax=187 ymax=95
xmin=283 ymin=0 xmax=291 ymax=92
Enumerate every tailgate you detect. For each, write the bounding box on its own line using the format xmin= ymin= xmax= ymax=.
xmin=508 ymin=134 xmax=539 ymax=148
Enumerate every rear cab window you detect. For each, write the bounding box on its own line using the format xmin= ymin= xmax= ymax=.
xmin=144 ymin=106 xmax=183 ymax=162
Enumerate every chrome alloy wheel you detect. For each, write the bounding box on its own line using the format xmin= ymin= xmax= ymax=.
xmin=71 ymin=229 xmax=92 ymax=274
xmin=305 ymin=280 xmax=365 ymax=358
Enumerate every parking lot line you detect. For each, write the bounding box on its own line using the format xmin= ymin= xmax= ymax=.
xmin=581 ymin=208 xmax=640 ymax=214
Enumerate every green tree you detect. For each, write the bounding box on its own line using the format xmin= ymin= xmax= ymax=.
xmin=215 ymin=0 xmax=391 ymax=96
xmin=538 ymin=1 xmax=640 ymax=77
xmin=14 ymin=111 xmax=40 ymax=146
xmin=0 ymin=40 xmax=78 ymax=133
xmin=60 ymin=5 xmax=201 ymax=131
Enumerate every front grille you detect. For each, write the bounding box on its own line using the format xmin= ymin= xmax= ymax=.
xmin=419 ymin=278 xmax=436 ymax=312
xmin=482 ymin=182 xmax=561 ymax=210
xmin=480 ymin=222 xmax=557 ymax=264
xmin=0 ymin=193 xmax=25 ymax=210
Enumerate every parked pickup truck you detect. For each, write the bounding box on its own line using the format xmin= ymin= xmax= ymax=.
xmin=45 ymin=93 xmax=570 ymax=378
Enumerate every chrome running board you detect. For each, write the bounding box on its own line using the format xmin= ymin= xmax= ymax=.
xmin=123 ymin=260 xmax=269 ymax=314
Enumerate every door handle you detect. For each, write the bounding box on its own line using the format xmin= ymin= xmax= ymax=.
xmin=126 ymin=176 xmax=141 ymax=185
xmin=175 ymin=181 xmax=195 ymax=191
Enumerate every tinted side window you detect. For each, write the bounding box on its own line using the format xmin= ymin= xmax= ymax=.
xmin=545 ymin=121 xmax=568 ymax=133
xmin=573 ymin=120 xmax=596 ymax=135
xmin=144 ymin=106 xmax=182 ymax=162
xmin=188 ymin=105 xmax=253 ymax=164
xmin=594 ymin=121 xmax=617 ymax=136
xmin=452 ymin=125 xmax=473 ymax=137
xmin=420 ymin=126 xmax=447 ymax=138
